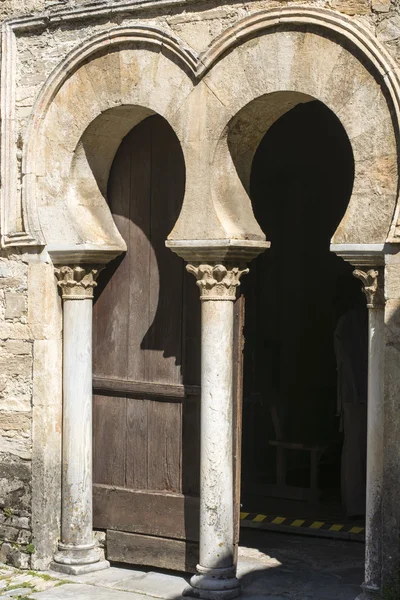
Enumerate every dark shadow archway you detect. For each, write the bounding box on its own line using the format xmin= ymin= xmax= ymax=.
xmin=240 ymin=100 xmax=368 ymax=525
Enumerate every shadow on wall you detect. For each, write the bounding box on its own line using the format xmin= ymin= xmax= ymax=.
xmin=93 ymin=113 xmax=191 ymax=368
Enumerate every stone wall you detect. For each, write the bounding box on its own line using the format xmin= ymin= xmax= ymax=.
xmin=5 ymin=0 xmax=400 ymax=113
xmin=0 ymin=251 xmax=32 ymax=568
xmin=0 ymin=0 xmax=399 ymax=58
xmin=0 ymin=250 xmax=62 ymax=570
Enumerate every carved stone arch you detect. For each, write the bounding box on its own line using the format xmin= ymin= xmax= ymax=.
xmin=21 ymin=26 xmax=196 ymax=250
xmin=169 ymin=6 xmax=400 ymax=246
xmin=18 ymin=7 xmax=400 ymax=249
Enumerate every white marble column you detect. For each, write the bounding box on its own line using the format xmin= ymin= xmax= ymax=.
xmin=354 ymin=267 xmax=385 ymax=600
xmin=51 ymin=265 xmax=109 ymax=575
xmin=185 ymin=264 xmax=248 ymax=600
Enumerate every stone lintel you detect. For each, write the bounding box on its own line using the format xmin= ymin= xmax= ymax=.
xmin=330 ymin=244 xmax=385 ymax=267
xmin=166 ymin=239 xmax=270 ymax=265
xmin=47 ymin=243 xmax=125 ymax=266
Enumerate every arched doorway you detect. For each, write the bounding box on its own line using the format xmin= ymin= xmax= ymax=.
xmin=91 ymin=114 xmax=202 ymax=571
xmin=23 ymin=8 xmax=398 ymax=590
xmin=240 ymin=100 xmax=368 ymax=528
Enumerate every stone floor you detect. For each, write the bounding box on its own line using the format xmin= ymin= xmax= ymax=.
xmin=0 ymin=531 xmax=365 ymax=599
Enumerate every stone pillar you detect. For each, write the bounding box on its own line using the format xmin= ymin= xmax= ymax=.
xmin=51 ymin=265 xmax=109 ymax=575
xmin=184 ymin=264 xmax=248 ymax=600
xmin=353 ymin=267 xmax=385 ymax=600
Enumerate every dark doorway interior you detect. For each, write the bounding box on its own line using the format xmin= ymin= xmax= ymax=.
xmin=240 ymin=100 xmax=368 ymax=528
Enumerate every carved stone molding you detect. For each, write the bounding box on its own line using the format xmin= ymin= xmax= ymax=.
xmin=186 ymin=263 xmax=248 ymax=301
xmin=54 ymin=265 xmax=101 ymax=300
xmin=353 ymin=267 xmax=385 ymax=309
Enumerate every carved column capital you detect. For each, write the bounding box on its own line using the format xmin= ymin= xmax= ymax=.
xmin=55 ymin=265 xmax=101 ymax=300
xmin=186 ymin=263 xmax=249 ymax=301
xmin=353 ymin=267 xmax=385 ymax=309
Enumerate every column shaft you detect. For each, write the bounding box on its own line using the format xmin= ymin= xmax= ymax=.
xmin=51 ymin=265 xmax=109 ymax=575
xmin=363 ymin=307 xmax=384 ymax=596
xmin=200 ymin=299 xmax=234 ymax=568
xmin=185 ymin=263 xmax=247 ymax=600
xmin=353 ymin=267 xmax=385 ymax=600
xmin=62 ymin=298 xmax=94 ymax=548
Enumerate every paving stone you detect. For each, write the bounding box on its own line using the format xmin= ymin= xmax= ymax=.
xmin=4 ymin=574 xmax=32 ymax=586
xmin=65 ymin=566 xmax=146 ymax=586
xmin=28 ymin=576 xmax=59 ymax=591
xmin=7 ymin=588 xmax=33 ymax=596
xmin=242 ymin=596 xmax=287 ymax=600
xmin=111 ymin=570 xmax=187 ymax=598
xmin=30 ymin=583 xmax=155 ymax=599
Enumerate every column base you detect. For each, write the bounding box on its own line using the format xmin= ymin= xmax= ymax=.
xmin=183 ymin=565 xmax=240 ymax=599
xmin=355 ymin=582 xmax=382 ymax=600
xmin=51 ymin=559 xmax=110 ymax=576
xmin=52 ymin=541 xmax=109 ymax=575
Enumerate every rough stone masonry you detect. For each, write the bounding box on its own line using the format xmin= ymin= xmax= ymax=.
xmin=0 ymin=252 xmax=32 ymax=569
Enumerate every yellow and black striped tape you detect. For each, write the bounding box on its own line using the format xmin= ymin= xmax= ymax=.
xmin=240 ymin=512 xmax=365 ymax=540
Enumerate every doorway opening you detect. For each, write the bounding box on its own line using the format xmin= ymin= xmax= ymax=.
xmin=240 ymin=100 xmax=368 ymax=537
xmin=92 ymin=113 xmax=202 ymax=572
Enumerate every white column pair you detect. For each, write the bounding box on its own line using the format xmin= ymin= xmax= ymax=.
xmin=50 ymin=258 xmax=247 ymax=587
xmin=185 ymin=262 xmax=386 ymax=600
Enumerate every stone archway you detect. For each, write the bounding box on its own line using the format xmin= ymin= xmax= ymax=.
xmin=17 ymin=6 xmax=400 ymax=596
xmin=196 ymin=29 xmax=399 ymax=248
xmin=166 ymin=12 xmax=400 ymax=598
xmin=15 ymin=7 xmax=400 ymax=253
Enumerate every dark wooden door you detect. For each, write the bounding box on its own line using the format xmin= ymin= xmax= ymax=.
xmin=92 ymin=115 xmax=243 ymax=572
xmin=233 ymin=295 xmax=245 ymax=561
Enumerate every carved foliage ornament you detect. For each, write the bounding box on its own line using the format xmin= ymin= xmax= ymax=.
xmin=186 ymin=264 xmax=249 ymax=301
xmin=55 ymin=265 xmax=101 ymax=300
xmin=353 ymin=268 xmax=384 ymax=309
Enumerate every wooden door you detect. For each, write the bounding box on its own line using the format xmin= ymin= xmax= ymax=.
xmin=92 ymin=115 xmax=243 ymax=572
xmin=233 ymin=295 xmax=245 ymax=561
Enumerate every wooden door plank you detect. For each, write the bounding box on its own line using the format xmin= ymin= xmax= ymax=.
xmin=126 ymin=398 xmax=148 ymax=490
xmin=182 ymin=272 xmax=201 ymax=386
xmin=182 ymin=395 xmax=200 ymax=496
xmin=147 ymin=400 xmax=182 ymax=493
xmin=181 ymin=261 xmax=201 ymax=497
xmin=93 ymin=484 xmax=200 ymax=541
xmin=93 ymin=395 xmax=126 ymax=486
xmin=93 ymin=376 xmax=199 ymax=399
xmin=107 ymin=530 xmax=198 ymax=573
xmin=233 ymin=295 xmax=245 ymax=555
